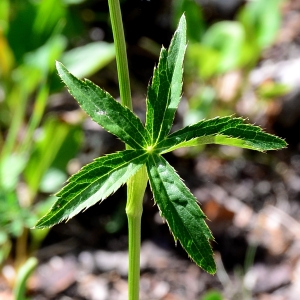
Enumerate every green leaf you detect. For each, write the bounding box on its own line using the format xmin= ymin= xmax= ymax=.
xmin=23 ymin=117 xmax=81 ymax=197
xmin=156 ymin=116 xmax=287 ymax=153
xmin=61 ymin=42 xmax=115 ymax=79
xmin=34 ymin=12 xmax=287 ymax=278
xmin=35 ymin=150 xmax=148 ymax=229
xmin=145 ymin=15 xmax=186 ymax=144
xmin=200 ymin=21 xmax=245 ymax=73
xmin=146 ymin=154 xmax=216 ymax=274
xmin=186 ymin=43 xmax=221 ymax=79
xmin=202 ymin=290 xmax=223 ymax=300
xmin=238 ymin=0 xmax=282 ymax=49
xmin=0 ymin=154 xmax=27 ymax=192
xmin=56 ymin=61 xmax=150 ymax=149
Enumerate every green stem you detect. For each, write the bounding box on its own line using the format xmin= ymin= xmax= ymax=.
xmin=0 ymin=87 xmax=27 ymax=160
xmin=18 ymin=84 xmax=49 ymax=154
xmin=14 ymin=257 xmax=38 ymax=300
xmin=126 ymin=165 xmax=148 ymax=300
xmin=107 ymin=1 xmax=147 ymax=299
xmin=107 ymin=0 xmax=132 ymax=111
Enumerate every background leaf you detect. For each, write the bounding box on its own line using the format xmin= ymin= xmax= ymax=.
xmin=237 ymin=0 xmax=282 ymax=49
xmin=198 ymin=21 xmax=245 ymax=75
xmin=147 ymin=154 xmax=216 ymax=274
xmin=23 ymin=117 xmax=82 ymax=197
xmin=61 ymin=42 xmax=115 ymax=79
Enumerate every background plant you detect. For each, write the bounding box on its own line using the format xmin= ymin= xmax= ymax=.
xmin=0 ymin=0 xmax=115 ymax=287
xmin=173 ymin=0 xmax=289 ymax=126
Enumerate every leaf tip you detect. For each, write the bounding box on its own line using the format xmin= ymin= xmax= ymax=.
xmin=178 ymin=13 xmax=187 ymax=27
xmin=55 ymin=60 xmax=63 ymax=71
xmin=55 ymin=61 xmax=70 ymax=81
xmin=206 ymin=265 xmax=217 ymax=275
xmin=33 ymin=220 xmax=49 ymax=230
xmin=176 ymin=13 xmax=187 ymax=43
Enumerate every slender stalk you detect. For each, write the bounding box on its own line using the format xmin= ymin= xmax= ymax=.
xmin=107 ymin=1 xmax=147 ymax=299
xmin=127 ymin=216 xmax=141 ymax=299
xmin=126 ymin=165 xmax=148 ymax=300
xmin=0 ymin=87 xmax=27 ymax=160
xmin=15 ymin=228 xmax=29 ymax=269
xmin=107 ymin=0 xmax=132 ymax=111
xmin=14 ymin=257 xmax=38 ymax=300
xmin=18 ymin=84 xmax=49 ymax=154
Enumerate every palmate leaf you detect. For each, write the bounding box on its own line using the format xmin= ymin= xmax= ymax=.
xmin=34 ymin=14 xmax=287 ymax=277
xmin=146 ymin=154 xmax=216 ymax=274
xmin=145 ymin=15 xmax=187 ymax=145
xmin=156 ymin=116 xmax=287 ymax=154
xmin=35 ymin=150 xmax=148 ymax=228
xmin=56 ymin=62 xmax=150 ymax=149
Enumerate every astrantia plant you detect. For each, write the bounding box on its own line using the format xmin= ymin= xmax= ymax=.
xmin=35 ymin=3 xmax=286 ymax=299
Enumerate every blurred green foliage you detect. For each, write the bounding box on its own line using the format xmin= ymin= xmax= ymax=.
xmin=185 ymin=0 xmax=281 ymax=78
xmin=201 ymin=290 xmax=223 ymax=300
xmin=0 ymin=0 xmax=115 ymax=275
xmin=173 ymin=0 xmax=287 ymax=126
